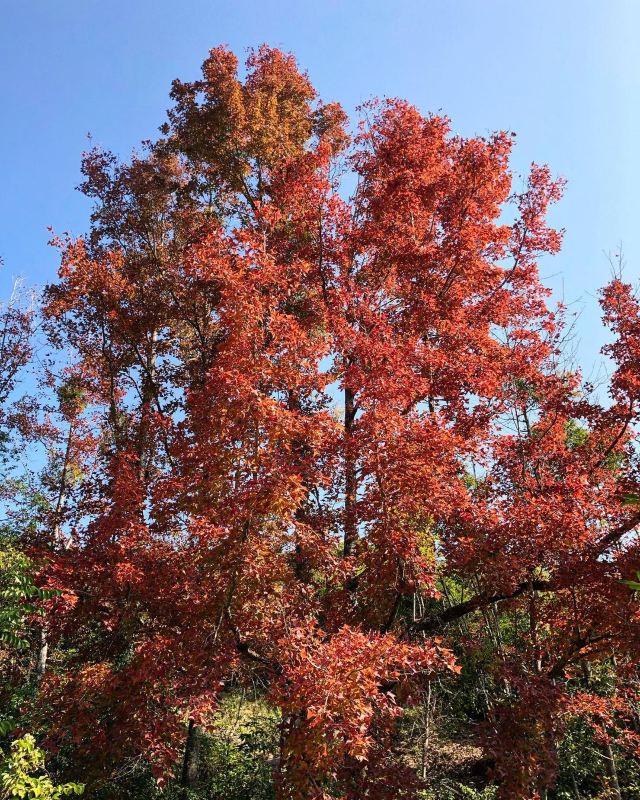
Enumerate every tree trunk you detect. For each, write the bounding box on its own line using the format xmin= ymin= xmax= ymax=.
xmin=136 ymin=330 xmax=158 ymax=484
xmin=583 ymin=662 xmax=622 ymax=800
xmin=181 ymin=719 xmax=200 ymax=793
xmin=571 ymin=771 xmax=582 ymax=799
xmin=343 ymin=385 xmax=356 ymax=557
xmin=35 ymin=625 xmax=48 ymax=682
xmin=35 ymin=421 xmax=75 ymax=684
xmin=603 ymin=740 xmax=622 ymax=800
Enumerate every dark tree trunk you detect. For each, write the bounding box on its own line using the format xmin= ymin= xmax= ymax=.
xmin=181 ymin=718 xmax=200 ymax=792
xmin=343 ymin=385 xmax=357 ymax=557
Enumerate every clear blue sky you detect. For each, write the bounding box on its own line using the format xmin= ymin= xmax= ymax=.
xmin=1 ymin=0 xmax=638 ymax=374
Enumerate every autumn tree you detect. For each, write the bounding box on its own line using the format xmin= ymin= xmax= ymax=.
xmin=30 ymin=45 xmax=640 ymax=800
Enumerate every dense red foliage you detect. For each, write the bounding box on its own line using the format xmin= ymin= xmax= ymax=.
xmin=34 ymin=45 xmax=640 ymax=799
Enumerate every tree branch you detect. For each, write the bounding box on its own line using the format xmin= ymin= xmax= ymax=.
xmin=411 ymin=580 xmax=552 ymax=634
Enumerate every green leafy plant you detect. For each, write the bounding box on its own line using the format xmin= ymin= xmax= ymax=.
xmin=0 ymin=735 xmax=83 ymax=799
xmin=197 ymin=695 xmax=278 ymax=800
xmin=0 ymin=544 xmax=57 ymax=651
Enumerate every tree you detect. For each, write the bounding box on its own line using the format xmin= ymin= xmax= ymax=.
xmin=31 ymin=45 xmax=640 ymax=800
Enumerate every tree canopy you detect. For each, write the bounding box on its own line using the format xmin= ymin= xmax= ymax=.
xmin=1 ymin=44 xmax=640 ymax=800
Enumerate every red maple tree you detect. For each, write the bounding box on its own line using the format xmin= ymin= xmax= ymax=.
xmin=32 ymin=45 xmax=640 ymax=799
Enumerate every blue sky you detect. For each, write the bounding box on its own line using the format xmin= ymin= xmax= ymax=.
xmin=1 ymin=0 xmax=638 ymax=375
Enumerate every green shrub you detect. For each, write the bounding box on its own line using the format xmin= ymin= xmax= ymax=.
xmin=0 ymin=735 xmax=84 ymax=799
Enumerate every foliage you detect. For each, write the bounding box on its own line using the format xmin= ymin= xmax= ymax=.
xmin=0 ymin=41 xmax=640 ymax=800
xmin=420 ymin=787 xmax=498 ymax=800
xmin=0 ymin=543 xmax=57 ymax=652
xmin=196 ymin=694 xmax=278 ymax=800
xmin=0 ymin=735 xmax=83 ymax=799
